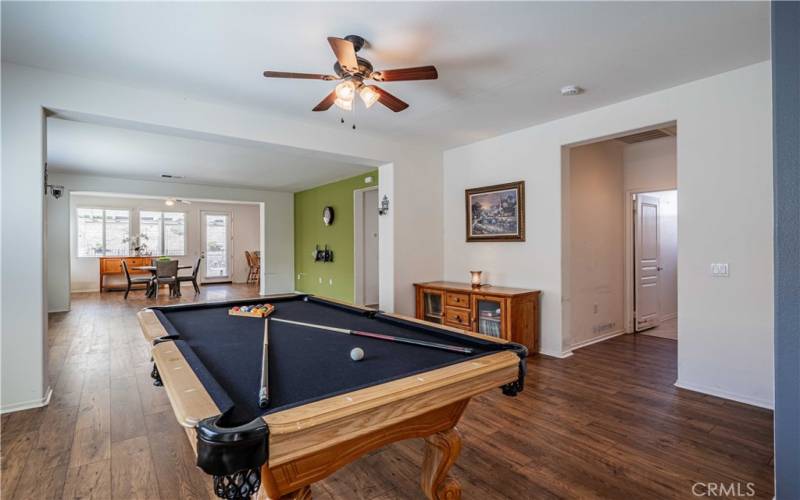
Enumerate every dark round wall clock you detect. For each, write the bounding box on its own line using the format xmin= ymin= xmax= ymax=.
xmin=323 ymin=206 xmax=334 ymax=226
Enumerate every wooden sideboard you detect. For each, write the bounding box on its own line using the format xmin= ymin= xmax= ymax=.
xmin=414 ymin=281 xmax=541 ymax=355
xmin=99 ymin=256 xmax=152 ymax=292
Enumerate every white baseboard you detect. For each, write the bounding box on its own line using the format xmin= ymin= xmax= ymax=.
xmin=568 ymin=329 xmax=627 ymax=351
xmin=48 ymin=307 xmax=71 ymax=313
xmin=674 ymin=379 xmax=773 ymax=410
xmin=661 ymin=312 xmax=678 ymax=321
xmin=0 ymin=386 xmax=52 ymax=414
xmin=71 ymin=288 xmax=99 ymax=293
xmin=539 ymin=348 xmax=574 ymax=359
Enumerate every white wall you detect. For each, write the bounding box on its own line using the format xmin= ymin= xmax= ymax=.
xmin=566 ymin=141 xmax=625 ymax=348
xmin=443 ymin=62 xmax=773 ymax=407
xmin=2 ymin=62 xmax=443 ymax=411
xmin=624 ymin=136 xmax=678 ymax=191
xmin=68 ymin=194 xmax=260 ymax=292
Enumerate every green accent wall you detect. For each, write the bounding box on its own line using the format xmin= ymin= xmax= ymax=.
xmin=294 ymin=170 xmax=378 ymax=301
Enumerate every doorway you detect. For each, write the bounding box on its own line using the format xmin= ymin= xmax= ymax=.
xmin=562 ymin=123 xmax=677 ymax=352
xmin=354 ymin=187 xmax=379 ymax=307
xmin=201 ymin=211 xmax=232 ymax=283
xmin=629 ymin=190 xmax=678 ymax=339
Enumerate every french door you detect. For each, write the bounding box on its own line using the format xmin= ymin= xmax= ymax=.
xmin=201 ymin=211 xmax=231 ymax=282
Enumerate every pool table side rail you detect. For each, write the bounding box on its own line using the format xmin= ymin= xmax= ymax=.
xmin=263 ymin=350 xmax=519 ymax=466
xmin=139 ymin=310 xmax=221 ymax=426
xmin=138 ymin=308 xmax=520 ymax=468
xmin=143 ymin=293 xmax=377 ymax=315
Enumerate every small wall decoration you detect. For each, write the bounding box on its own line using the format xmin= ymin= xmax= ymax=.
xmin=322 ymin=206 xmax=335 ymax=226
xmin=465 ymin=181 xmax=525 ymax=242
xmin=313 ymin=245 xmax=334 ymax=263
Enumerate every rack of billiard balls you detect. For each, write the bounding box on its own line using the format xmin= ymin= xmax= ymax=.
xmin=228 ymin=303 xmax=275 ymax=318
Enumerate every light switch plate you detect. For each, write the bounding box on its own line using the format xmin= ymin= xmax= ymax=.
xmin=711 ymin=263 xmax=730 ymax=277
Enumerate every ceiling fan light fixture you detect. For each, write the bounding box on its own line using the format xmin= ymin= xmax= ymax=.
xmin=335 ymin=80 xmax=356 ymax=101
xmin=334 ymin=97 xmax=353 ymax=111
xmin=359 ymin=85 xmax=379 ymax=108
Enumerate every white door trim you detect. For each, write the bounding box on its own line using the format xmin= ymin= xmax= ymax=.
xmin=353 ymin=186 xmax=379 ymax=305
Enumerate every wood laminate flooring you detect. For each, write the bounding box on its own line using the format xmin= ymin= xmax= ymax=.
xmin=1 ymin=284 xmax=773 ymax=499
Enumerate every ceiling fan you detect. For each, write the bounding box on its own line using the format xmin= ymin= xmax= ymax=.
xmin=263 ymin=35 xmax=438 ymax=113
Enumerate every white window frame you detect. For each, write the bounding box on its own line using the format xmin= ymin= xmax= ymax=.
xmin=75 ymin=206 xmax=132 ymax=258
xmin=139 ymin=209 xmax=187 ymax=257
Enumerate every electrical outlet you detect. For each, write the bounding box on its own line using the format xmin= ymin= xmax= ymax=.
xmin=711 ymin=263 xmax=730 ymax=277
xmin=318 ymin=277 xmax=323 ymax=284
xmin=329 ymin=278 xmax=334 ymax=286
xmin=593 ymin=304 xmax=598 ymax=314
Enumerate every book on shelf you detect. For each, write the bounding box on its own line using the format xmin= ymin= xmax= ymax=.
xmin=479 ymin=318 xmax=501 ymax=337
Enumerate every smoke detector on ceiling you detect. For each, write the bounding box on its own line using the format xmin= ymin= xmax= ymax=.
xmin=560 ymin=85 xmax=584 ymax=96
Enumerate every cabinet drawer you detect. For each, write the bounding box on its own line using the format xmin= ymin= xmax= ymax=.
xmin=444 ymin=307 xmax=471 ymax=327
xmin=102 ymin=259 xmax=123 ymax=273
xmin=446 ymin=292 xmax=470 ymax=308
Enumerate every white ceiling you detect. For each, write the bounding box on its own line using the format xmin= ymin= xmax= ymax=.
xmin=46 ymin=118 xmax=376 ymax=192
xmin=2 ymin=2 xmax=769 ymax=149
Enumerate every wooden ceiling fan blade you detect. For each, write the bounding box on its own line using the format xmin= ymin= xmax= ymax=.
xmin=327 ymin=37 xmax=359 ymax=73
xmin=263 ymin=71 xmax=339 ymax=81
xmin=312 ymin=90 xmax=337 ymax=112
xmin=373 ymin=86 xmax=409 ymax=112
xmin=371 ymin=65 xmax=438 ymax=82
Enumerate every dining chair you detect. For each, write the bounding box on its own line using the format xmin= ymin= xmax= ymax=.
xmin=245 ymin=251 xmax=260 ymax=285
xmin=121 ymin=260 xmax=151 ymax=299
xmin=155 ymin=260 xmax=180 ymax=298
xmin=177 ymin=257 xmax=202 ymax=294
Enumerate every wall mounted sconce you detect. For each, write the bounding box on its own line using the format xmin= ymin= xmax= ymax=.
xmin=378 ymin=195 xmax=390 ymax=216
xmin=46 ymin=184 xmax=64 ymax=199
xmin=43 ymin=163 xmax=64 ymax=199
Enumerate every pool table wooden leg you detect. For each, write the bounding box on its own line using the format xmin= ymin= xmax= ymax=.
xmin=421 ymin=427 xmax=463 ymax=500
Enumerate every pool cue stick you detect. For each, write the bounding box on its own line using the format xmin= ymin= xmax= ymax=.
xmin=258 ymin=318 xmax=270 ymax=408
xmin=270 ymin=318 xmax=474 ymax=355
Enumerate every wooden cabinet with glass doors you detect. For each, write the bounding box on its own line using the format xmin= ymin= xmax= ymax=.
xmin=414 ymin=281 xmax=541 ymax=355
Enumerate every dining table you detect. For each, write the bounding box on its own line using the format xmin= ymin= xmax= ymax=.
xmin=131 ymin=264 xmax=193 ymax=298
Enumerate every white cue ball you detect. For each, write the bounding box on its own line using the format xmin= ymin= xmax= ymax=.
xmin=350 ymin=347 xmax=365 ymax=361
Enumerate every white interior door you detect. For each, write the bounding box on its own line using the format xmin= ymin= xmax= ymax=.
xmin=201 ymin=211 xmax=231 ymax=282
xmin=634 ymin=194 xmax=661 ymax=331
xmin=363 ymin=189 xmax=379 ymax=305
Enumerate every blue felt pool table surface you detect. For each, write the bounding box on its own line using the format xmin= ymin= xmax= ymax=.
xmin=151 ymin=295 xmax=511 ymax=425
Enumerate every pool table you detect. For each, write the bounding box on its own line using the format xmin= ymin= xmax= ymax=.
xmin=138 ymin=294 xmax=527 ymax=499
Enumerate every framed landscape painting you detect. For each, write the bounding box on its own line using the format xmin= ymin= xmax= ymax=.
xmin=465 ymin=181 xmax=525 ymax=242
